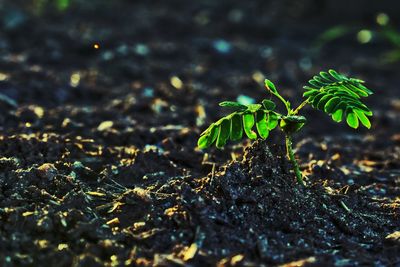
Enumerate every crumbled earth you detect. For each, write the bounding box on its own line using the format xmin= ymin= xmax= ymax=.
xmin=0 ymin=1 xmax=400 ymax=266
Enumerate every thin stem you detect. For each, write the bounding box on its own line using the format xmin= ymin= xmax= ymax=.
xmin=285 ymin=135 xmax=305 ymax=186
xmin=292 ymin=100 xmax=308 ymax=115
xmin=265 ymin=81 xmax=291 ymax=114
xmin=274 ymin=93 xmax=291 ymax=114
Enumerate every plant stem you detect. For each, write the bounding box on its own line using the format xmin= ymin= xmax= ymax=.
xmin=285 ymin=135 xmax=305 ymax=186
xmin=275 ymin=93 xmax=291 ymax=114
xmin=292 ymin=100 xmax=308 ymax=115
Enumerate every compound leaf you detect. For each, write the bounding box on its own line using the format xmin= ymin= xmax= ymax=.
xmin=198 ymin=102 xmax=279 ymax=149
xmin=303 ymin=69 xmax=373 ymax=129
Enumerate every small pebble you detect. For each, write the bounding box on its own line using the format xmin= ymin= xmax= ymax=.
xmin=213 ymin=39 xmax=231 ymax=54
xmin=142 ymin=87 xmax=154 ymax=98
xmin=134 ymin=44 xmax=150 ymax=56
xmin=97 ymin=121 xmax=113 ymax=131
xmin=170 ymin=76 xmax=183 ymax=90
xmin=236 ymin=95 xmax=255 ymax=105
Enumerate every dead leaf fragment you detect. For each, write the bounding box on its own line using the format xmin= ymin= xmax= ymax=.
xmin=391 ymin=133 xmax=400 ymax=142
xmin=106 ymin=217 xmax=120 ymax=226
xmin=22 ymin=211 xmax=35 ymax=217
xmin=182 ymin=243 xmax=198 ymax=261
xmin=385 ymin=231 xmax=400 ymax=244
xmin=280 ymin=256 xmax=316 ymax=267
xmin=231 ymin=254 xmax=244 ymax=265
xmin=170 ymin=76 xmax=183 ymax=89
xmin=331 ymin=153 xmax=340 ymax=161
xmin=86 ymin=191 xmax=106 ymax=197
xmin=97 ymin=121 xmax=114 ymax=131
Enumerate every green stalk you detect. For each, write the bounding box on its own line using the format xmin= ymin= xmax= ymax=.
xmin=291 ymin=100 xmax=308 ymax=115
xmin=285 ymin=135 xmax=305 ymax=186
xmin=275 ymin=93 xmax=291 ymax=113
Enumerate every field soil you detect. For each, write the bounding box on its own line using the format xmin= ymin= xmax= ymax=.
xmin=0 ymin=1 xmax=399 ymax=266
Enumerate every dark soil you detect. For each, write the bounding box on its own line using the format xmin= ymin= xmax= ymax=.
xmin=0 ymin=1 xmax=399 ymax=266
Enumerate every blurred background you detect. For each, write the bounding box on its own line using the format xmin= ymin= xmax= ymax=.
xmin=0 ymin=0 xmax=399 ymax=142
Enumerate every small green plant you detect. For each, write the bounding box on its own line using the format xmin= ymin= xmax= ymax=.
xmin=198 ymin=70 xmax=373 ymax=185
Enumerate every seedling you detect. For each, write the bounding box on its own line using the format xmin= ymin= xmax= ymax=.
xmin=198 ymin=70 xmax=373 ymax=185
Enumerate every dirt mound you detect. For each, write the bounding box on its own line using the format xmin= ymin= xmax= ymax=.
xmin=0 ymin=136 xmax=398 ymax=266
xmin=130 ymin=139 xmax=399 ymax=266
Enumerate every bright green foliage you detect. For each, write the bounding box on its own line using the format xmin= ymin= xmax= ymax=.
xmin=197 ymin=69 xmax=374 ymax=185
xmin=279 ymin=115 xmax=307 ymax=134
xmin=197 ymin=101 xmax=279 ymax=149
xmin=198 ymin=69 xmax=374 ymax=151
xmin=303 ymin=70 xmax=373 ymax=129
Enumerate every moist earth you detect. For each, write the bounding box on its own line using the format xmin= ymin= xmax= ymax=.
xmin=0 ymin=0 xmax=400 ymax=266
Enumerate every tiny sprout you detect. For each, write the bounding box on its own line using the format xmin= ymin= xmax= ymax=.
xmin=198 ymin=70 xmax=373 ymax=185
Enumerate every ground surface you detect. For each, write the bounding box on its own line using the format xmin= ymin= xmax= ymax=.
xmin=0 ymin=1 xmax=399 ymax=266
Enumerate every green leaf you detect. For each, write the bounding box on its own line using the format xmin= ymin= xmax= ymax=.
xmin=255 ymin=111 xmax=269 ymax=139
xmin=356 ymin=83 xmax=373 ymax=95
xmin=247 ymin=104 xmax=262 ymax=113
xmin=308 ymin=79 xmax=323 ymax=88
xmin=346 ymin=112 xmax=359 ymax=129
xmin=216 ymin=119 xmax=231 ymax=148
xmin=303 ymin=89 xmax=318 ymax=97
xmin=324 ymin=96 xmax=341 ymax=113
xmin=310 ymin=92 xmax=326 ymax=108
xmin=243 ymin=113 xmax=257 ymax=139
xmin=303 ymin=69 xmax=373 ymax=129
xmin=329 ymin=86 xmax=360 ymax=99
xmin=328 ymin=69 xmax=343 ymax=81
xmin=303 ymin=85 xmax=316 ymax=91
xmin=265 ymin=79 xmax=277 ymax=93
xmin=197 ymin=134 xmax=209 ymax=149
xmin=316 ymin=94 xmax=333 ymax=110
xmin=332 ymin=109 xmax=343 ymax=122
xmin=344 ymin=83 xmax=369 ymax=97
xmin=313 ymin=75 xmax=329 ymax=85
xmin=207 ymin=125 xmax=219 ymax=144
xmin=319 ymin=71 xmax=335 ymax=82
xmin=219 ymin=101 xmax=247 ymax=112
xmin=262 ymin=99 xmax=276 ymax=110
xmin=354 ymin=109 xmax=371 ymax=129
xmin=267 ymin=113 xmax=279 ymax=130
xmin=198 ymin=124 xmax=219 ymax=149
xmin=280 ymin=116 xmax=306 ymax=134
xmin=230 ymin=114 xmax=243 ymax=141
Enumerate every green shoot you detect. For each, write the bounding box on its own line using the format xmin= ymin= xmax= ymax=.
xmin=197 ymin=70 xmax=373 ymax=185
